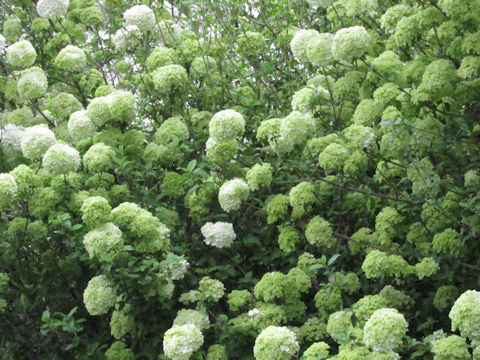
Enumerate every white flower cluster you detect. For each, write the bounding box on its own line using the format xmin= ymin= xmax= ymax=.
xmin=68 ymin=110 xmax=96 ymax=140
xmin=1 ymin=124 xmax=24 ymax=154
xmin=363 ymin=308 xmax=408 ymax=353
xmin=42 ymin=143 xmax=81 ymax=175
xmin=206 ymin=109 xmax=245 ymax=163
xmin=17 ymin=67 xmax=48 ymax=99
xmin=253 ymin=326 xmax=299 ymax=360
xmin=201 ymin=222 xmax=236 ymax=248
xmin=449 ymin=290 xmax=480 ymax=339
xmin=83 ymin=222 xmax=122 ymax=259
xmin=6 ymin=40 xmax=37 ymax=68
xmin=112 ymin=25 xmax=141 ymax=51
xmin=0 ymin=174 xmax=18 ymax=210
xmin=163 ymin=324 xmax=204 ymax=360
xmin=123 ymin=5 xmax=155 ymax=32
xmin=159 ymin=253 xmax=190 ymax=281
xmin=291 ymin=29 xmax=319 ymax=63
xmin=83 ymin=275 xmax=116 ymax=316
xmin=332 ymin=26 xmax=371 ymax=62
xmin=36 ymin=0 xmax=69 ymax=18
xmin=218 ymin=178 xmax=249 ymax=212
xmin=55 ymin=45 xmax=87 ymax=72
xmin=20 ymin=125 xmax=56 ymax=160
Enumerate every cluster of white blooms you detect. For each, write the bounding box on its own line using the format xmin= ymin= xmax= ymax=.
xmin=17 ymin=67 xmax=48 ymax=99
xmin=209 ymin=109 xmax=245 ymax=142
xmin=68 ymin=110 xmax=96 ymax=140
xmin=332 ymin=26 xmax=371 ymax=62
xmin=83 ymin=143 xmax=114 ymax=172
xmin=201 ymin=222 xmax=236 ymax=248
xmin=291 ymin=29 xmax=319 ymax=63
xmin=55 ymin=45 xmax=87 ymax=71
xmin=112 ymin=25 xmax=141 ymax=51
xmin=151 ymin=64 xmax=188 ymax=93
xmin=20 ymin=125 xmax=56 ymax=160
xmin=363 ymin=308 xmax=408 ymax=353
xmin=163 ymin=324 xmax=204 ymax=360
xmin=6 ymin=40 xmax=37 ymax=68
xmin=280 ymin=111 xmax=316 ymax=147
xmin=449 ymin=290 xmax=480 ymax=339
xmin=306 ymin=33 xmax=334 ymax=66
xmin=253 ymin=326 xmax=299 ymax=360
xmin=87 ymin=90 xmax=135 ymax=126
xmin=83 ymin=275 xmax=116 ymax=315
xmin=83 ymin=223 xmax=122 ymax=259
xmin=0 ymin=174 xmax=18 ymax=210
xmin=1 ymin=124 xmax=24 ymax=154
xmin=173 ymin=309 xmax=210 ymax=330
xmin=42 ymin=143 xmax=81 ymax=175
xmin=246 ymin=163 xmax=273 ymax=191
xmin=159 ymin=253 xmax=190 ymax=280
xmin=123 ymin=5 xmax=155 ymax=32
xmin=36 ymin=0 xmax=69 ymax=18
xmin=199 ymin=277 xmax=225 ymax=301
xmin=218 ymin=178 xmax=249 ymax=212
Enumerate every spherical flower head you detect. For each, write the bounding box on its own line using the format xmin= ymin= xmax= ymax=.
xmin=123 ymin=5 xmax=155 ymax=32
xmin=83 ymin=275 xmax=116 ymax=315
xmin=0 ymin=174 xmax=18 ymax=210
xmin=332 ymin=26 xmax=371 ymax=62
xmin=201 ymin=222 xmax=236 ymax=248
xmin=209 ymin=109 xmax=245 ymax=142
xmin=191 ymin=56 xmax=217 ymax=79
xmin=163 ymin=324 xmax=204 ymax=360
xmin=161 ymin=172 xmax=185 ymax=199
xmin=246 ymin=163 xmax=273 ymax=191
xmin=254 ymin=272 xmax=287 ymax=302
xmin=327 ymin=310 xmax=353 ymax=342
xmin=413 ymin=59 xmax=457 ymax=103
xmin=83 ymin=143 xmax=115 ymax=172
xmin=449 ymin=290 xmax=480 ymax=340
xmin=42 ymin=143 xmax=80 ymax=175
xmin=205 ymin=138 xmax=238 ymax=163
xmin=81 ymin=196 xmax=112 ymax=227
xmin=318 ymin=143 xmax=349 ymax=171
xmin=431 ymin=335 xmax=470 ymax=360
xmin=465 ymin=169 xmax=479 ymax=187
xmin=344 ymin=125 xmax=375 ymax=151
xmin=173 ymin=309 xmax=210 ymax=330
xmin=37 ymin=0 xmax=69 ymax=18
xmin=17 ymin=67 xmax=48 ymax=99
xmin=344 ymin=0 xmax=378 ymax=17
xmin=151 ymin=64 xmax=188 ymax=93
xmin=291 ymin=87 xmax=314 ymax=113
xmin=6 ymin=40 xmax=37 ymax=68
xmin=228 ymin=290 xmax=253 ymax=311
xmin=199 ymin=277 xmax=225 ymax=301
xmin=105 ymin=341 xmax=134 ymax=360
xmin=109 ymin=90 xmax=136 ymax=124
xmin=280 ymin=111 xmax=315 ymax=147
xmin=257 ymin=117 xmax=281 ymax=143
xmin=266 ymin=194 xmax=290 ymax=224
xmin=380 ymin=4 xmax=413 ymax=34
xmin=291 ymin=29 xmax=319 ymax=63
xmin=305 ymin=216 xmax=335 ymax=248
xmin=68 ymin=110 xmax=96 ymax=141
xmin=361 ymin=250 xmax=413 ymax=280
xmin=254 ymin=326 xmax=299 ymax=360
xmin=146 ymin=47 xmax=179 ymax=71
xmin=218 ymin=178 xmax=249 ymax=212
xmin=112 ymin=25 xmax=141 ymax=51
xmin=87 ymin=96 xmax=113 ymax=127
xmin=433 ymin=285 xmax=458 ymax=311
xmin=206 ymin=345 xmax=228 ymax=360
xmin=50 ymin=92 xmax=83 ymax=120
xmin=352 ymin=295 xmax=388 ymax=328
xmin=414 ymin=257 xmax=439 ymax=280
xmin=363 ymin=308 xmax=408 ymax=353
xmin=155 ymin=116 xmax=189 ymax=145
xmin=110 ymin=305 xmax=134 ymax=339
xmin=289 ymin=181 xmax=315 ymax=219
xmin=278 ymin=226 xmax=300 ymax=252
xmin=306 ymin=33 xmax=334 ymax=66
xmin=159 ymin=253 xmax=190 ymax=281
xmin=432 ymin=228 xmax=462 ymax=256
xmin=302 ymin=342 xmax=330 ymax=360
xmin=20 ymin=125 xmax=57 ymax=160
xmin=55 ymin=45 xmax=86 ymax=72
xmin=83 ymin=222 xmax=122 ymax=259
xmin=237 ymin=31 xmax=266 ymax=56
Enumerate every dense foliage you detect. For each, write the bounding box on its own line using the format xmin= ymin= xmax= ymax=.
xmin=1 ymin=0 xmax=480 ymax=359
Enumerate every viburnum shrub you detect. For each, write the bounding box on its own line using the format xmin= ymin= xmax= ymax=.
xmin=2 ymin=0 xmax=480 ymax=359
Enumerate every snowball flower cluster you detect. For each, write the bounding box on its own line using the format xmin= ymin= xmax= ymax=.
xmin=83 ymin=275 xmax=116 ymax=315
xmin=302 ymin=342 xmax=330 ymax=360
xmin=81 ymin=196 xmax=112 ymax=227
xmin=112 ymin=25 xmax=141 ymax=51
xmin=151 ymin=64 xmax=188 ymax=93
xmin=83 ymin=143 xmax=115 ymax=172
xmin=289 ymin=181 xmax=315 ymax=218
xmin=36 ymin=0 xmax=69 ymax=18
xmin=83 ymin=222 xmax=122 ymax=259
xmin=280 ymin=111 xmax=316 ymax=147
xmin=0 ymin=174 xmax=18 ymax=210
xmin=199 ymin=277 xmax=225 ymax=301
xmin=306 ymin=33 xmax=334 ymax=66
xmin=20 ymin=125 xmax=56 ymax=160
xmin=332 ymin=26 xmax=371 ymax=61
xmin=42 ymin=143 xmax=81 ymax=175
xmin=431 ymin=335 xmax=470 ymax=360
xmin=253 ymin=326 xmax=299 ymax=360
xmin=305 ymin=216 xmax=335 ymax=248
xmin=246 ymin=163 xmax=273 ymax=191
xmin=68 ymin=110 xmax=96 ymax=140
xmin=209 ymin=109 xmax=245 ymax=142
xmin=173 ymin=309 xmax=210 ymax=330
xmin=291 ymin=29 xmax=319 ymax=63
xmin=163 ymin=324 xmax=204 ymax=360
xmin=201 ymin=222 xmax=236 ymax=248
xmin=6 ymin=40 xmax=37 ymax=68
xmin=123 ymin=5 xmax=155 ymax=32
xmin=449 ymin=290 xmax=480 ymax=339
xmin=17 ymin=67 xmax=48 ymax=99
xmin=105 ymin=342 xmax=134 ymax=360
xmin=363 ymin=308 xmax=408 ymax=352
xmin=159 ymin=253 xmax=190 ymax=280
xmin=55 ymin=45 xmax=87 ymax=72
xmin=218 ymin=178 xmax=249 ymax=212
xmin=110 ymin=306 xmax=134 ymax=339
